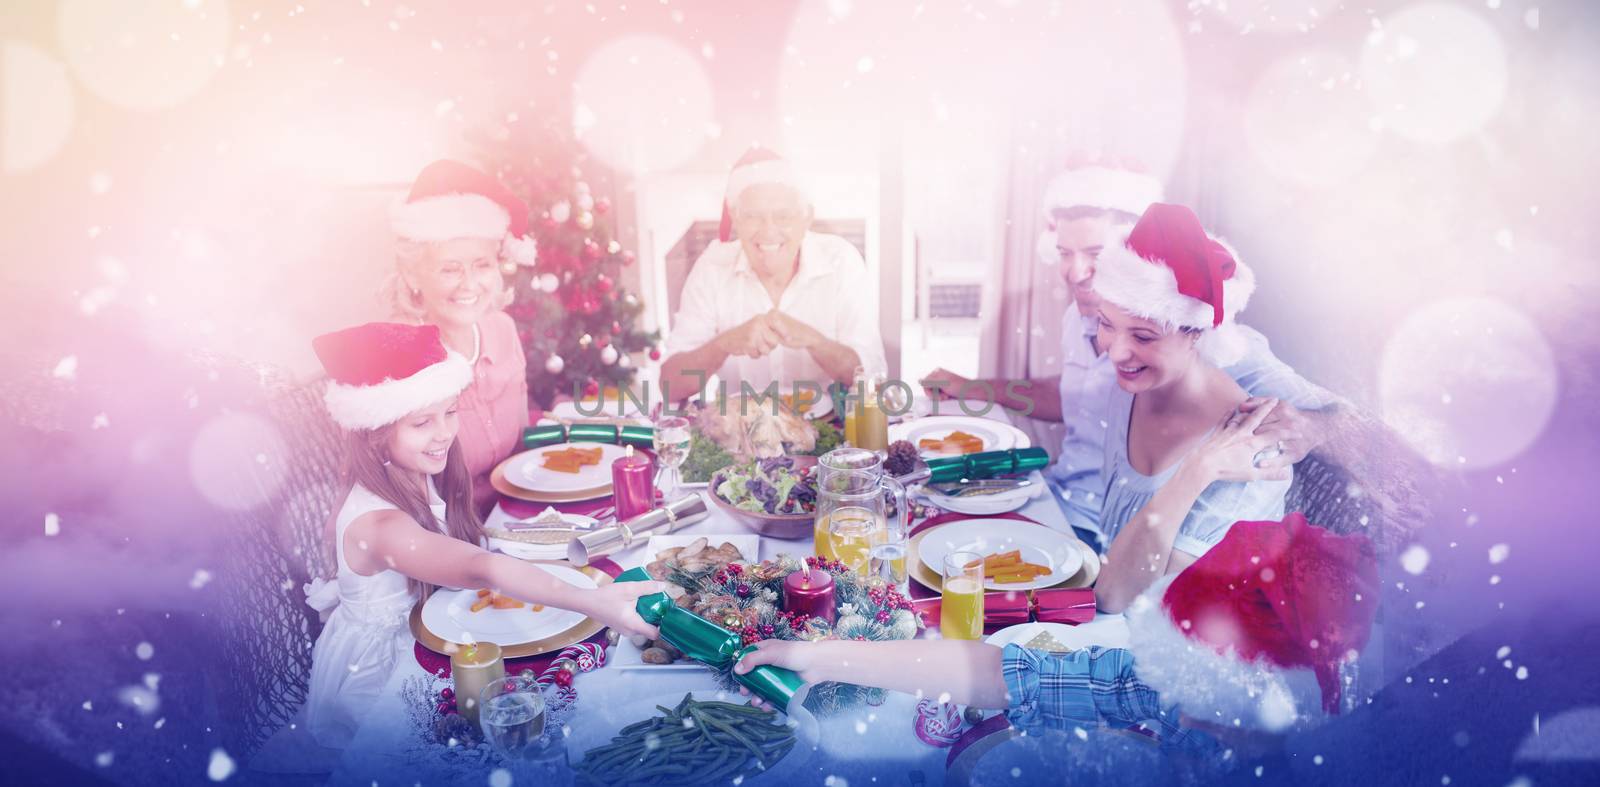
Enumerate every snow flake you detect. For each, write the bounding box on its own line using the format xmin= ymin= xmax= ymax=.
xmin=1489 ymin=544 xmax=1510 ymax=564
xmin=1314 ymin=754 xmax=1324 ymax=765
xmin=1400 ymin=545 xmax=1430 ymax=575
xmin=1515 ymin=666 xmax=1529 ymax=680
xmin=824 ymin=777 xmax=849 ymax=787
xmin=53 ymin=355 xmax=78 ymax=380
xmin=1524 ymin=8 xmax=1539 ymax=30
xmin=96 ymin=751 xmax=114 ymax=767
xmin=1496 ymin=646 xmax=1511 ymax=660
xmin=207 ymin=748 xmax=236 ymax=781
xmin=488 ymin=768 xmax=513 ymax=787
xmin=854 ymin=720 xmax=867 ymax=734
xmin=136 ymin=642 xmax=155 ymax=661
xmin=190 ymin=569 xmax=214 ymax=590
xmin=45 ymin=513 xmax=61 ymax=537
xmin=1490 ymin=575 xmax=1501 ymax=585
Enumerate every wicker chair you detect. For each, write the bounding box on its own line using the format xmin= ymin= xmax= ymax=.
xmin=203 ymin=356 xmax=346 ymax=758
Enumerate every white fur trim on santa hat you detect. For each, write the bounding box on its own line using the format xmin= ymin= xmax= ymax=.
xmin=1042 ymin=166 xmax=1163 ymax=221
xmin=323 ymin=353 xmax=472 ymax=431
xmin=390 ymin=193 xmax=511 ymax=243
xmin=725 ymin=159 xmax=808 ymax=208
xmin=1124 ymin=575 xmax=1324 ymax=733
xmin=1091 ymin=230 xmax=1256 ymax=330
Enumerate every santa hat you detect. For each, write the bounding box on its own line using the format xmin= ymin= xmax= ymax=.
xmin=313 ymin=323 xmax=472 ymax=431
xmin=390 ymin=160 xmax=538 ymax=265
xmin=1041 ymin=155 xmax=1163 ymax=224
xmin=718 ymin=147 xmax=807 ymax=242
xmin=1124 ymin=513 xmax=1379 ymax=732
xmin=1091 ymin=203 xmax=1256 ymax=364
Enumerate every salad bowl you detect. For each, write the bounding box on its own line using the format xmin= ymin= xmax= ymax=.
xmin=708 ymin=455 xmax=819 ymax=539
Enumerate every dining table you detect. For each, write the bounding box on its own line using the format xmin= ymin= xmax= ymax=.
xmin=327 ymin=400 xmax=1124 ymax=787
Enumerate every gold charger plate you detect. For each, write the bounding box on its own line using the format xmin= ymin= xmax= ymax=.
xmin=490 ymin=453 xmax=614 ymax=504
xmin=409 ymin=563 xmax=612 ymax=659
xmin=907 ymin=526 xmax=1097 ymax=592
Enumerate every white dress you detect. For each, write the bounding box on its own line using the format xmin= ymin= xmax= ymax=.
xmin=302 ymin=481 xmax=449 ymax=748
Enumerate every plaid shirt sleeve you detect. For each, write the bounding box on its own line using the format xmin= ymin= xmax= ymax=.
xmin=1001 ymin=644 xmax=1219 ymax=756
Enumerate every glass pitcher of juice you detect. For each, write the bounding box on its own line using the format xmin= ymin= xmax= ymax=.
xmin=813 ymin=467 xmax=905 ymax=573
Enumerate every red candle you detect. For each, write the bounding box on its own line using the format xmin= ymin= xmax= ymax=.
xmin=782 ymin=567 xmax=836 ymax=625
xmin=612 ymin=445 xmax=655 ymax=521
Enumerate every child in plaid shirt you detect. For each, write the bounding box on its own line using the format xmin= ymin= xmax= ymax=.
xmin=736 ymin=514 xmax=1376 ymax=758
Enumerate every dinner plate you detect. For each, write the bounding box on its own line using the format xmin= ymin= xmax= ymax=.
xmin=566 ymin=690 xmax=820 ymax=784
xmin=907 ymin=526 xmax=1097 ymax=592
xmin=485 ymin=511 xmax=601 ymax=561
xmin=917 ymin=519 xmax=1083 ymax=591
xmin=418 ymin=563 xmax=596 ymax=648
xmin=888 ymin=416 xmax=1030 ymax=459
xmin=984 ymin=618 xmax=1131 ymax=652
xmin=509 ymin=442 xmax=630 ymax=494
xmin=920 ymin=479 xmax=1043 ymax=516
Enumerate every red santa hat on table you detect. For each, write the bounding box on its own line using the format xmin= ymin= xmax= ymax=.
xmin=1035 ymin=155 xmax=1163 ymax=265
xmin=718 ymin=147 xmax=808 ymax=242
xmin=1090 ymin=203 xmax=1256 ymax=365
xmin=313 ymin=323 xmax=472 ymax=431
xmin=1124 ymin=513 xmax=1379 ymax=732
xmin=390 ymin=159 xmax=538 ymax=265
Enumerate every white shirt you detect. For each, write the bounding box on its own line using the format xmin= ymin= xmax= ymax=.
xmin=665 ymin=231 xmax=887 ymax=392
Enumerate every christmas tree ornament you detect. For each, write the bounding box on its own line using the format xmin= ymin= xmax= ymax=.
xmin=536 ymin=272 xmax=560 ymax=293
xmin=595 ymin=196 xmax=611 ymax=215
xmin=607 ymin=240 xmax=621 ymax=254
xmin=544 ymin=354 xmax=565 ymax=374
xmin=618 ymin=353 xmax=631 ymax=369
xmin=576 ymin=191 xmax=594 ymax=211
xmin=600 ymin=345 xmax=619 ymax=365
xmin=576 ymin=211 xmax=594 ymax=230
xmin=500 ymin=260 xmax=518 ymax=276
xmin=578 ymin=333 xmax=593 ymax=348
xmin=550 ymin=200 xmax=571 ymax=223
xmin=648 ymin=347 xmax=662 ymax=361
xmin=582 ymin=239 xmax=602 ymax=260
xmin=596 ymin=275 xmax=613 ymax=292
xmin=583 ymin=379 xmax=600 ymax=397
xmin=621 ymin=250 xmax=636 ymax=266
xmin=611 ymin=321 xmax=623 ymax=335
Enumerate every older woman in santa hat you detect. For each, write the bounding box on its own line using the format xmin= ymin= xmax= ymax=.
xmin=659 ymin=148 xmax=887 ymax=398
xmin=382 ymin=160 xmax=538 ymax=517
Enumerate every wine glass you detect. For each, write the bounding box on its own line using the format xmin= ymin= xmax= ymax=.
xmin=652 ymin=415 xmax=692 ymax=501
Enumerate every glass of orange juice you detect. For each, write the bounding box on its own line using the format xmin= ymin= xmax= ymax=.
xmin=825 ymin=506 xmax=884 ymax=578
xmin=940 ymin=551 xmax=985 ymax=640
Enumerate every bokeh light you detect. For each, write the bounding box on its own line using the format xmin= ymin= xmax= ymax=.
xmin=1360 ymin=3 xmax=1507 ymax=144
xmin=58 ymin=0 xmax=230 ymax=111
xmin=1244 ymin=51 xmax=1378 ymax=187
xmin=187 ymin=412 xmax=287 ymax=511
xmin=1 ymin=41 xmax=77 ymax=174
xmin=1379 ymin=297 xmax=1558 ymax=469
xmin=572 ymin=35 xmax=714 ymax=176
xmin=1206 ymin=0 xmax=1343 ymax=33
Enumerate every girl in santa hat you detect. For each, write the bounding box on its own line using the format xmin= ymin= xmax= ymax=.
xmin=299 ymin=322 xmax=662 ymax=751
xmin=383 ymin=160 xmax=539 ymax=518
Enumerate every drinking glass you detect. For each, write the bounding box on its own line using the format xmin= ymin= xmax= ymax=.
xmin=940 ymin=552 xmax=985 ymax=640
xmin=827 ymin=505 xmax=884 ymax=578
xmin=479 ymin=674 xmax=558 ymax=760
xmin=652 ymin=415 xmax=692 ymax=501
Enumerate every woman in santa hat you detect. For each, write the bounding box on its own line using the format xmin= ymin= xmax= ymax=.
xmin=1084 ymin=202 xmax=1293 ymax=613
xmin=298 ymin=322 xmax=662 ymax=751
xmin=383 ymin=159 xmax=539 ymax=517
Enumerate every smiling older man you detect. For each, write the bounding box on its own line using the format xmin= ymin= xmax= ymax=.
xmin=659 ymin=149 xmax=886 ymax=401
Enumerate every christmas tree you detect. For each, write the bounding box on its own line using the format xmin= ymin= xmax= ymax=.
xmin=468 ymin=125 xmax=661 ymax=410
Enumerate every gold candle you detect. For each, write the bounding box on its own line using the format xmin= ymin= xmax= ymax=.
xmin=449 ymin=640 xmax=505 ymax=725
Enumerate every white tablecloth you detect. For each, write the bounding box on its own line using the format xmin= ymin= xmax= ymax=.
xmin=330 ymin=413 xmax=1082 ymax=786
